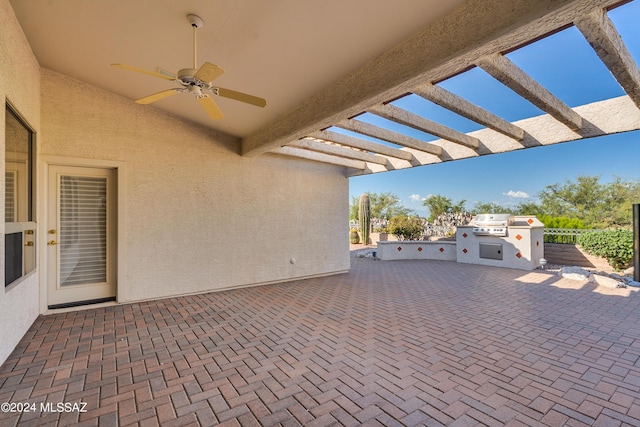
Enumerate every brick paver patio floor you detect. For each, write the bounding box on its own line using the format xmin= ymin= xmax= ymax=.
xmin=1 ymin=260 xmax=640 ymax=426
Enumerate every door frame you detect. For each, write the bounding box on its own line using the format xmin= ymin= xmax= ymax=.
xmin=40 ymin=156 xmax=126 ymax=313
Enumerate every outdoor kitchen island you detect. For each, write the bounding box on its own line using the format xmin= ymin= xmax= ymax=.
xmin=376 ymin=214 xmax=546 ymax=270
xmin=456 ymin=215 xmax=545 ymax=270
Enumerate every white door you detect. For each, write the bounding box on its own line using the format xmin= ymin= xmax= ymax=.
xmin=47 ymin=165 xmax=117 ymax=308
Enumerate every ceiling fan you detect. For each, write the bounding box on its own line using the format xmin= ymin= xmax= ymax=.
xmin=112 ymin=14 xmax=266 ymax=120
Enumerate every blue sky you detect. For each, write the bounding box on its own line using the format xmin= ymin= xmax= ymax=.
xmin=349 ymin=0 xmax=640 ymax=217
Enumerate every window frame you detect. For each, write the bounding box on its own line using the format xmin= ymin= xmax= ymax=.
xmin=5 ymin=102 xmax=36 ymax=288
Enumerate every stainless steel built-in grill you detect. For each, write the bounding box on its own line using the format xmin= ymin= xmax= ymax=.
xmin=471 ymin=213 xmax=514 ymax=237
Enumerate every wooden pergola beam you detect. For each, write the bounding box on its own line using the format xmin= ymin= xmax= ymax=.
xmin=336 ymin=119 xmax=443 ymax=156
xmin=309 ymin=130 xmax=414 ymax=161
xmin=368 ymin=103 xmax=480 ymax=149
xmin=475 ymin=53 xmax=583 ymax=131
xmin=575 ymin=7 xmax=640 ymax=109
xmin=412 ymin=82 xmax=525 ymax=140
xmin=290 ymin=138 xmax=390 ymax=166
xmin=276 ymin=146 xmax=366 ymax=169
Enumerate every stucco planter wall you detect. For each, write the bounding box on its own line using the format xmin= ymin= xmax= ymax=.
xmin=377 ymin=241 xmax=457 ymax=261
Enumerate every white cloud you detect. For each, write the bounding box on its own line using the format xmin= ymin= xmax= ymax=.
xmin=410 ymin=194 xmax=422 ymax=202
xmin=503 ymin=190 xmax=529 ymax=199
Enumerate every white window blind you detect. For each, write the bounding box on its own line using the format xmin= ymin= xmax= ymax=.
xmin=5 ymin=171 xmax=16 ymax=223
xmin=59 ymin=175 xmax=107 ymax=286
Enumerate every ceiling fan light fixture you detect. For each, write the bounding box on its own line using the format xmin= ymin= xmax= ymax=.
xmin=188 ymin=85 xmax=204 ymax=98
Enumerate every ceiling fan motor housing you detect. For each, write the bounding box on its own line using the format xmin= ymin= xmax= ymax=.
xmin=177 ymin=68 xmax=209 ymax=88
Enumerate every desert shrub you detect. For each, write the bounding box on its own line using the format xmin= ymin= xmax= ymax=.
xmin=388 ymin=216 xmax=425 ymax=241
xmin=577 ymin=229 xmax=633 ymax=270
xmin=373 ymin=226 xmax=389 ymax=233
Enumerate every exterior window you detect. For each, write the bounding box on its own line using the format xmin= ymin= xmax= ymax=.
xmin=5 ymin=104 xmax=36 ymax=287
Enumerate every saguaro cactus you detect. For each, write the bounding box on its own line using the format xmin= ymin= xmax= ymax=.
xmin=359 ymin=193 xmax=371 ymax=245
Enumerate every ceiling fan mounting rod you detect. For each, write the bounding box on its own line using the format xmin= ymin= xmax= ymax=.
xmin=192 ymin=24 xmax=197 ymax=69
xmin=187 ymin=14 xmax=204 ymax=70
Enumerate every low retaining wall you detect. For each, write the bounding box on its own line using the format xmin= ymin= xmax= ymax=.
xmin=377 ymin=241 xmax=457 ymax=261
xmin=543 ymin=243 xmax=610 ymax=270
xmin=376 ymin=239 xmax=612 ymax=270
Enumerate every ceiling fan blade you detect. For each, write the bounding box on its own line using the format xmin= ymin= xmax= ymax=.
xmin=112 ymin=63 xmax=176 ymax=81
xmin=156 ymin=67 xmax=178 ymax=79
xmin=215 ymin=87 xmax=267 ymax=108
xmin=194 ymin=62 xmax=225 ymax=83
xmin=197 ymin=95 xmax=224 ymax=120
xmin=135 ymin=89 xmax=182 ymax=104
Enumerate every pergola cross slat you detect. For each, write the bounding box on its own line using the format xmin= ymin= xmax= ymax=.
xmin=336 ymin=118 xmax=443 ymax=156
xmin=309 ymin=130 xmax=414 ymax=161
xmin=475 ymin=53 xmax=584 ymax=131
xmin=291 ymin=138 xmax=390 ymax=166
xmin=412 ymin=82 xmax=526 ymax=141
xmin=276 ymin=146 xmax=367 ymax=170
xmin=367 ymin=103 xmax=480 ymax=149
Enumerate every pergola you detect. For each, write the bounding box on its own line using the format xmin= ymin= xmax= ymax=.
xmin=243 ymin=0 xmax=640 ymax=176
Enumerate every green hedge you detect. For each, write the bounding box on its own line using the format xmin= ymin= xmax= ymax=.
xmin=577 ymin=229 xmax=633 ymax=270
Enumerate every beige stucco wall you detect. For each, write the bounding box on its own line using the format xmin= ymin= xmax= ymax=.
xmin=0 ymin=0 xmax=349 ymax=364
xmin=39 ymin=69 xmax=349 ymax=303
xmin=0 ymin=0 xmax=42 ymax=364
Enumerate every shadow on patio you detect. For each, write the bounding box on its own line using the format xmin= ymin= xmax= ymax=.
xmin=1 ymin=259 xmax=639 ymax=426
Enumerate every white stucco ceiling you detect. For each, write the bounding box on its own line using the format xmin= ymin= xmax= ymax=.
xmin=9 ymin=0 xmax=466 ymax=138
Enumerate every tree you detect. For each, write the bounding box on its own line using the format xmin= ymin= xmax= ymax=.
xmin=601 ymin=178 xmax=640 ymax=228
xmin=538 ymin=176 xmax=606 ymax=224
xmin=350 ymin=192 xmax=412 ymax=221
xmin=423 ymin=195 xmax=466 ymax=222
xmin=537 ymin=175 xmax=640 ymax=228
xmin=471 ymin=202 xmax=510 ymax=215
xmin=469 ymin=201 xmax=544 ymax=216
xmin=512 ymin=201 xmax=544 ymax=217
xmin=370 ymin=192 xmax=413 ymax=219
xmin=349 ymin=196 xmax=359 ymax=221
